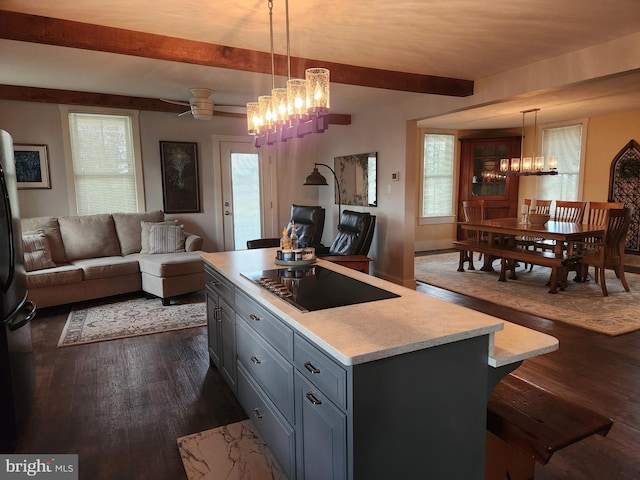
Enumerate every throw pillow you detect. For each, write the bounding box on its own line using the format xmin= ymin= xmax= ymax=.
xmin=140 ymin=220 xmax=179 ymax=254
xmin=147 ymin=224 xmax=185 ymax=254
xmin=22 ymin=230 xmax=57 ymax=272
xmin=20 ymin=216 xmax=67 ymax=264
xmin=112 ymin=211 xmax=165 ymax=255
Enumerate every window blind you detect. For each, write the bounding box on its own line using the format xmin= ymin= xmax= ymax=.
xmin=68 ymin=113 xmax=139 ymax=215
xmin=540 ymin=124 xmax=582 ymax=201
xmin=421 ymin=134 xmax=455 ymax=217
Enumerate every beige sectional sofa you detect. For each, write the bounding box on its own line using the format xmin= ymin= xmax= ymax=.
xmin=21 ymin=211 xmax=205 ymax=308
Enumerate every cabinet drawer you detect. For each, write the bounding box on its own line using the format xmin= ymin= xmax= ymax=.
xmin=237 ymin=364 xmax=295 ymax=479
xmin=205 ymin=265 xmax=234 ymax=305
xmin=294 ymin=334 xmax=347 ymax=411
xmin=236 ymin=318 xmax=294 ymax=423
xmin=235 ymin=289 xmax=293 ymax=360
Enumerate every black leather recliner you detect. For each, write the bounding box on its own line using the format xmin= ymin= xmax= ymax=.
xmin=321 ymin=210 xmax=376 ymax=256
xmin=246 ymin=204 xmax=325 ymax=249
xmin=288 ymin=204 xmax=325 ymax=248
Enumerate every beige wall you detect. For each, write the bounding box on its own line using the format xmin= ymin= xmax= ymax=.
xmin=583 ymin=110 xmax=640 ymax=200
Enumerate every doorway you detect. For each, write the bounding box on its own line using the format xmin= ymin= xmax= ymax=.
xmin=219 ymin=141 xmax=276 ymax=250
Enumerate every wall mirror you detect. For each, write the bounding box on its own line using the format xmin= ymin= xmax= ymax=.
xmin=334 ymin=152 xmax=377 ymax=207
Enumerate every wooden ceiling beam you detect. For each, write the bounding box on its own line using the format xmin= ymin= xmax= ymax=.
xmin=0 ymin=84 xmax=353 ymax=125
xmin=0 ymin=10 xmax=474 ymax=97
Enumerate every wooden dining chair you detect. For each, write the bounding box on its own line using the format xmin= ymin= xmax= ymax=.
xmin=554 ymin=200 xmax=587 ymax=223
xmin=519 ymin=199 xmax=553 ymax=269
xmin=572 ymin=207 xmax=631 ymax=296
xmin=587 ymin=201 xmax=625 ymax=225
xmin=524 ymin=199 xmax=552 ymax=214
xmin=457 ymin=199 xmax=486 ymax=271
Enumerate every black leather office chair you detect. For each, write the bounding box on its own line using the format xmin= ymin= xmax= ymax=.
xmin=246 ymin=204 xmax=325 ymax=249
xmin=321 ymin=210 xmax=375 ymax=256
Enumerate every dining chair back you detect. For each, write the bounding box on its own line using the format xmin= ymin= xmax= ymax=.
xmin=554 ymin=200 xmax=587 ymax=223
xmin=575 ymin=207 xmax=631 ymax=296
xmin=525 ymin=199 xmax=551 ymax=214
xmin=587 ymin=201 xmax=625 ymax=225
xmin=457 ymin=200 xmax=486 ymax=271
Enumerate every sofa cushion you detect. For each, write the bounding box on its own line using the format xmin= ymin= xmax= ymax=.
xmin=22 ymin=230 xmax=56 ymax=271
xmin=20 ymin=217 xmax=67 ymax=263
xmin=25 ymin=264 xmax=83 ymax=289
xmin=136 ymin=251 xmax=204 ymax=277
xmin=71 ymin=256 xmax=141 ymax=280
xmin=140 ymin=220 xmax=179 ymax=254
xmin=58 ymin=214 xmax=121 ymax=261
xmin=112 ymin=210 xmax=165 ymax=255
xmin=148 ymin=224 xmax=185 ymax=254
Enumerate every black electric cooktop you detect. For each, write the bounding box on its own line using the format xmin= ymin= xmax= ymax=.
xmin=241 ymin=265 xmax=400 ymax=313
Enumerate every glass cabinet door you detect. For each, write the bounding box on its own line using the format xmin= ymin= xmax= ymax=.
xmin=472 ymin=144 xmax=509 ymax=197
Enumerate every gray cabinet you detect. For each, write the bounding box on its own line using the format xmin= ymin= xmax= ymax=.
xmin=295 ymin=371 xmax=347 ymax=480
xmin=205 ymin=264 xmax=236 ymax=391
xmin=205 ymin=263 xmax=493 ymax=479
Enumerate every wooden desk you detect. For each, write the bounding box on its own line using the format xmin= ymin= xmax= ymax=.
xmin=321 ymin=254 xmax=372 ymax=273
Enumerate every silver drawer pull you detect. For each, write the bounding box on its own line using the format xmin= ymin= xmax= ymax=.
xmin=251 ymin=356 xmax=262 ymax=365
xmin=304 ymin=361 xmax=320 ymax=374
xmin=253 ymin=408 xmax=263 ymax=419
xmin=249 ymin=313 xmax=261 ymax=321
xmin=306 ymin=392 xmax=322 ymax=405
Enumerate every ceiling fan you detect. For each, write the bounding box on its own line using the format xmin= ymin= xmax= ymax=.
xmin=160 ymin=88 xmax=246 ymax=120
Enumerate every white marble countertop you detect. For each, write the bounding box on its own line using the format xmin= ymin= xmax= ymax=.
xmin=202 ymin=249 xmax=558 ymax=367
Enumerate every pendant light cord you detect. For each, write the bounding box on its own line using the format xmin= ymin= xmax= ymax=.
xmin=285 ymin=0 xmax=291 ymax=80
xmin=268 ymin=0 xmax=275 ymax=90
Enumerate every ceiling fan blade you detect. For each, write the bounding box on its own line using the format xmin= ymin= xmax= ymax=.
xmin=213 ymin=105 xmax=247 ymax=114
xmin=160 ymin=98 xmax=190 ymax=107
xmin=178 ymin=110 xmax=192 ymax=117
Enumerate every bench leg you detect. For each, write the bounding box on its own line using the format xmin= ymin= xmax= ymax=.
xmin=485 ymin=432 xmax=536 ymax=480
xmin=457 ymin=250 xmax=476 ymax=272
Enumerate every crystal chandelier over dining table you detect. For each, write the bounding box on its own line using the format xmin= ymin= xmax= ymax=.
xmin=247 ymin=0 xmax=330 ymax=148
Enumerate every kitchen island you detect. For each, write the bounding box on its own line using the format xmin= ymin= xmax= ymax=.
xmin=202 ymin=248 xmax=558 ymax=479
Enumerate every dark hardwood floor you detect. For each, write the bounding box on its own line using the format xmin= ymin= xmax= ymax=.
xmin=416 ymin=282 xmax=640 ymax=480
xmin=15 ymin=302 xmax=247 ymax=480
xmin=15 ymin=282 xmax=640 ymax=479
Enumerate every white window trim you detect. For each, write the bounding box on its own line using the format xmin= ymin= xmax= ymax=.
xmin=418 ymin=129 xmax=459 ymax=224
xmin=59 ymin=105 xmax=146 ymax=214
xmin=533 ymin=117 xmax=588 ymax=200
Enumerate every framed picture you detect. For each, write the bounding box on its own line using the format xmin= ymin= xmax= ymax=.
xmin=160 ymin=141 xmax=200 ymax=213
xmin=14 ymin=144 xmax=51 ymax=189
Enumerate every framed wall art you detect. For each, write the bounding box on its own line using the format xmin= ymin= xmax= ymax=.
xmin=334 ymin=152 xmax=377 ymax=207
xmin=14 ymin=144 xmax=51 ymax=189
xmin=160 ymin=141 xmax=201 ymax=213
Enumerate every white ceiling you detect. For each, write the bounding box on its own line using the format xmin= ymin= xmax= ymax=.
xmin=1 ymin=0 xmax=640 ymax=128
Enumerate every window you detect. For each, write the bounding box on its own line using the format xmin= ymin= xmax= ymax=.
xmin=63 ymin=109 xmax=145 ymax=215
xmin=420 ymin=133 xmax=455 ymax=219
xmin=539 ymin=123 xmax=584 ymax=201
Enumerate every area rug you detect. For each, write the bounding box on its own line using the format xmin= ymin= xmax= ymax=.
xmin=57 ymin=292 xmax=206 ymax=347
xmin=177 ymin=420 xmax=286 ymax=480
xmin=415 ymin=252 xmax=640 ymax=336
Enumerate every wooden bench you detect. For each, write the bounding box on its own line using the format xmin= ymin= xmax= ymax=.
xmin=485 ymin=374 xmax=613 ymax=480
xmin=452 ymin=240 xmax=579 ymax=293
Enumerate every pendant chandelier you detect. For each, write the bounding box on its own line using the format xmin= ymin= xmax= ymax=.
xmin=247 ymin=0 xmax=330 ymax=148
xmin=500 ymin=108 xmax=558 ymax=176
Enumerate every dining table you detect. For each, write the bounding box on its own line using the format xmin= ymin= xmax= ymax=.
xmin=459 ymin=217 xmax=605 ymax=289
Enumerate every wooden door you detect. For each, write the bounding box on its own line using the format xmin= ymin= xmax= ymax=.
xmin=457 ymin=137 xmax=521 ymax=239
